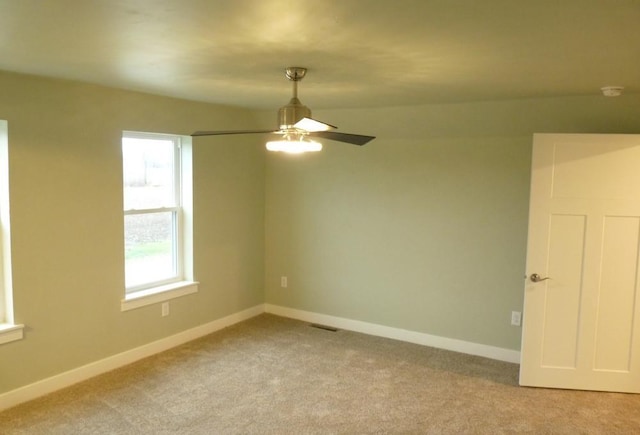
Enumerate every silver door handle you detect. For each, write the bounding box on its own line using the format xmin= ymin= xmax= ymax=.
xmin=530 ymin=273 xmax=550 ymax=283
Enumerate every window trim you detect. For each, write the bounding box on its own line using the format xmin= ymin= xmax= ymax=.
xmin=0 ymin=323 xmax=24 ymax=345
xmin=0 ymin=119 xmax=24 ymax=344
xmin=121 ymin=280 xmax=198 ymax=311
xmin=121 ymin=131 xmax=197 ymax=310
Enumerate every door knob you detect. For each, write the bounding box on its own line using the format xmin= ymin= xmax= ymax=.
xmin=530 ymin=273 xmax=550 ymax=283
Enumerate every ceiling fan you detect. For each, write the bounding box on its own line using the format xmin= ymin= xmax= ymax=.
xmin=192 ymin=67 xmax=375 ymax=153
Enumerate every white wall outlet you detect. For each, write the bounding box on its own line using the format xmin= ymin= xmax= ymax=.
xmin=511 ymin=310 xmax=521 ymax=326
xmin=281 ymin=276 xmax=288 ymax=288
xmin=162 ymin=302 xmax=170 ymax=317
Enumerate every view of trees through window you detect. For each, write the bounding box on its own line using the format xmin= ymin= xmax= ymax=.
xmin=122 ymin=135 xmax=180 ymax=290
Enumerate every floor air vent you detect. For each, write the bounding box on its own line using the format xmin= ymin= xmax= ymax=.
xmin=310 ymin=323 xmax=339 ymax=332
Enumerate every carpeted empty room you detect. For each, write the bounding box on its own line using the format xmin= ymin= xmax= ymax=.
xmin=4 ymin=2 xmax=640 ymax=433
xmin=1 ymin=314 xmax=639 ymax=434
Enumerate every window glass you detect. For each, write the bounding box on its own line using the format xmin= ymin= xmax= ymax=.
xmin=124 ymin=211 xmax=176 ymax=288
xmin=122 ymin=133 xmax=181 ymax=293
xmin=123 ymin=137 xmax=176 ymax=210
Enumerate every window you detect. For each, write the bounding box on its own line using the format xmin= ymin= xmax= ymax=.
xmin=121 ymin=131 xmax=196 ymax=310
xmin=0 ymin=119 xmax=24 ymax=344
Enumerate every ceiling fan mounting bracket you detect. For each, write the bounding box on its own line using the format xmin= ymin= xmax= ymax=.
xmin=285 ymin=67 xmax=307 ymax=81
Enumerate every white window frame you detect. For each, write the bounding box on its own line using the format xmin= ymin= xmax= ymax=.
xmin=0 ymin=120 xmax=24 ymax=344
xmin=121 ymin=131 xmax=197 ymax=311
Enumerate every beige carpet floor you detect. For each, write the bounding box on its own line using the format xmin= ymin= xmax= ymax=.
xmin=1 ymin=314 xmax=639 ymax=434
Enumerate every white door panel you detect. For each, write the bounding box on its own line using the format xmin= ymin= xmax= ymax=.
xmin=520 ymin=134 xmax=640 ymax=393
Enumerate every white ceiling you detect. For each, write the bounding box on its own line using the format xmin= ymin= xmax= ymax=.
xmin=0 ymin=0 xmax=638 ymax=110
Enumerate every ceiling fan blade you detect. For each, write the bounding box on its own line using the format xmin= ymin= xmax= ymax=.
xmin=192 ymin=129 xmax=277 ymax=137
xmin=294 ymin=117 xmax=337 ymax=132
xmin=308 ymin=131 xmax=376 ymax=146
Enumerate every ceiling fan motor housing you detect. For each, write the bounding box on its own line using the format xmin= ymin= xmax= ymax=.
xmin=278 ymin=97 xmax=311 ymax=130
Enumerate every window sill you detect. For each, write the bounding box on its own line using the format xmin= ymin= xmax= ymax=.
xmin=0 ymin=323 xmax=24 ymax=345
xmin=121 ymin=281 xmax=199 ymax=312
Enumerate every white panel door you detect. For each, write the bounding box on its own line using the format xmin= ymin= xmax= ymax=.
xmin=520 ymin=133 xmax=640 ymax=393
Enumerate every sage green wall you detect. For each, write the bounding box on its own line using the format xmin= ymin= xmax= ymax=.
xmin=2 ymin=67 xmax=640 ymax=396
xmin=264 ymin=95 xmax=640 ymax=351
xmin=0 ymin=71 xmax=265 ymax=394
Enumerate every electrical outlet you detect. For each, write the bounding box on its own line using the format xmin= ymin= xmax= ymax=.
xmin=511 ymin=311 xmax=521 ymax=326
xmin=162 ymin=302 xmax=170 ymax=317
xmin=281 ymin=276 xmax=288 ymax=288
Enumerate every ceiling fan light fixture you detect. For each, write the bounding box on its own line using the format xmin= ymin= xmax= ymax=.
xmin=266 ymin=138 xmax=322 ymax=154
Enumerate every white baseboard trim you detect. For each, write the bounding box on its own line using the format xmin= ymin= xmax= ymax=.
xmin=265 ymin=304 xmax=521 ymax=364
xmin=1 ymin=303 xmax=521 ymax=412
xmin=0 ymin=304 xmax=265 ymax=412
